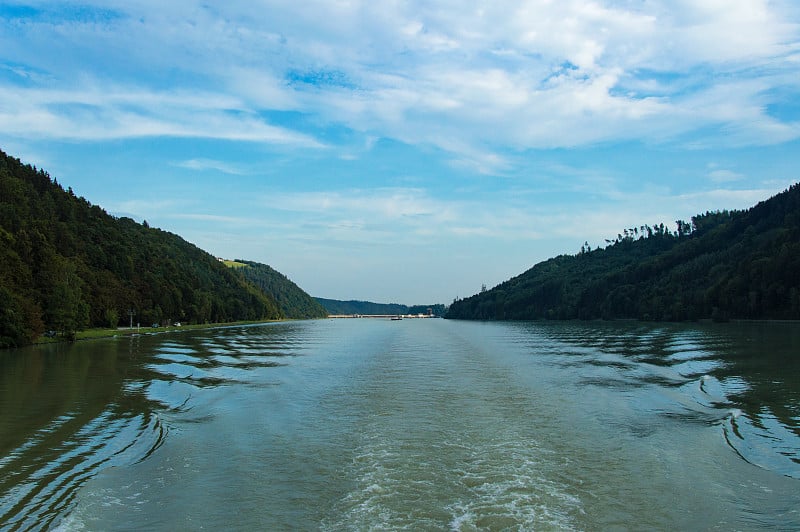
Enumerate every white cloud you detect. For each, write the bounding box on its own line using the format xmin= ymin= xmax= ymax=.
xmin=265 ymin=1 xmax=798 ymax=154
xmin=108 ymin=198 xmax=180 ymax=221
xmin=174 ymin=158 xmax=247 ymax=175
xmin=665 ymin=1 xmax=799 ymax=64
xmin=0 ymin=85 xmax=324 ymax=145
xmin=170 ymin=213 xmax=255 ymax=225
xmin=673 ymin=186 xmax=789 ymax=211
xmin=448 ymin=149 xmax=513 ymax=176
xmin=2 ymin=0 xmax=799 ymax=166
xmin=707 ymin=165 xmax=746 ymax=183
xmin=224 ymin=67 xmax=298 ymax=110
xmin=269 ymin=188 xmax=456 ymax=224
xmin=259 ymin=186 xmax=647 ymax=247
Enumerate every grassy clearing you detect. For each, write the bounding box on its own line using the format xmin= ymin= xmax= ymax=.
xmin=223 ymin=260 xmax=247 ymax=268
xmin=32 ymin=319 xmax=282 ymax=345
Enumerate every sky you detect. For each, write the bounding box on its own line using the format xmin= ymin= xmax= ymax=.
xmin=1 ymin=1 xmax=799 ymax=305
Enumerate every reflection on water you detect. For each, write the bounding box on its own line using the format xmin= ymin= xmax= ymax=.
xmin=0 ymin=324 xmax=307 ymax=529
xmin=0 ymin=337 xmax=165 ymax=530
xmin=524 ymin=321 xmax=800 ymax=478
xmin=0 ymin=320 xmax=798 ymax=529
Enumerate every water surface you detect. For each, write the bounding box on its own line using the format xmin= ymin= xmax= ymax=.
xmin=1 ymin=319 xmax=798 ymax=529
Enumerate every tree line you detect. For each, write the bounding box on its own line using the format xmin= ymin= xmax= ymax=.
xmin=1 ymin=149 xmax=289 ymax=347
xmin=315 ymin=298 xmax=445 ymax=316
xmin=447 ymin=184 xmax=800 ymax=322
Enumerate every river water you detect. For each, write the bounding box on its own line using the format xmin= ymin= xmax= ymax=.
xmin=1 ymin=319 xmax=798 ymax=530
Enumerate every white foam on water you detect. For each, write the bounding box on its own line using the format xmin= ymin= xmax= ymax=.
xmin=51 ymin=512 xmax=88 ymax=531
xmin=322 ymin=426 xmax=584 ymax=531
xmin=445 ymin=444 xmax=583 ymax=531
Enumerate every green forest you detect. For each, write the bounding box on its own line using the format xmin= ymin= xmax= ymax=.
xmin=447 ymin=184 xmax=800 ymax=322
xmin=0 ymin=149 xmax=312 ymax=347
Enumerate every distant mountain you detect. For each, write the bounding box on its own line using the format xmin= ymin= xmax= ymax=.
xmin=233 ymin=260 xmax=328 ymax=319
xmin=447 ymin=184 xmax=800 ymax=322
xmin=316 ymin=298 xmax=445 ymax=316
xmin=0 ymin=149 xmax=283 ymax=347
xmin=315 ymin=298 xmax=408 ymax=315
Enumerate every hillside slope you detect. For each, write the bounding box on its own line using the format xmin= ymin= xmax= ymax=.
xmin=235 ymin=260 xmax=328 ymax=319
xmin=447 ymin=184 xmax=800 ymax=322
xmin=0 ymin=149 xmax=282 ymax=347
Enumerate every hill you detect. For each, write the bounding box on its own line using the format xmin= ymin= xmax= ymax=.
xmin=233 ymin=260 xmax=328 ymax=319
xmin=315 ymin=298 xmax=408 ymax=315
xmin=316 ymin=298 xmax=445 ymax=316
xmin=447 ymin=184 xmax=800 ymax=322
xmin=0 ymin=149 xmax=283 ymax=347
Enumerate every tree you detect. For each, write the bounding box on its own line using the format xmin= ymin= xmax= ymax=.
xmin=104 ymin=308 xmax=119 ymax=329
xmin=46 ymin=259 xmax=89 ymax=339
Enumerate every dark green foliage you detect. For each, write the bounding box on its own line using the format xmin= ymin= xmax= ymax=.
xmin=0 ymin=148 xmax=282 ymax=346
xmin=234 ymin=260 xmax=328 ymax=319
xmin=316 ymin=298 xmax=445 ymax=316
xmin=447 ymin=184 xmax=800 ymax=322
xmin=45 ymin=257 xmax=89 ymax=338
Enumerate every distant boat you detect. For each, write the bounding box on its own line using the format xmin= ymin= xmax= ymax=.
xmin=391 ymin=316 xmax=403 ymax=321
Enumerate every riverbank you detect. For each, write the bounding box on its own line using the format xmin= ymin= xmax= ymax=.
xmin=31 ymin=319 xmax=289 ymax=346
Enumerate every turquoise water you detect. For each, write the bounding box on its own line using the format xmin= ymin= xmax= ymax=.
xmin=1 ymin=319 xmax=798 ymax=529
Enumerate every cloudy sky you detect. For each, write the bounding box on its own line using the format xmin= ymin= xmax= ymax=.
xmin=2 ymin=1 xmax=799 ymax=304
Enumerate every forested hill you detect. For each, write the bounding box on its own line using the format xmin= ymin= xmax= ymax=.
xmin=447 ymin=184 xmax=800 ymax=322
xmin=232 ymin=260 xmax=328 ymax=319
xmin=315 ymin=298 xmax=407 ymax=315
xmin=0 ymin=149 xmax=283 ymax=347
xmin=316 ymin=298 xmax=446 ymax=316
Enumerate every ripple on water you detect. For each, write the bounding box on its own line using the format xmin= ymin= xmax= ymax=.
xmin=724 ymin=407 xmax=800 ymax=479
xmin=0 ymin=410 xmax=165 ymax=530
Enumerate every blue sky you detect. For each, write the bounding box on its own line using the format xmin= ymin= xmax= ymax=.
xmin=1 ymin=1 xmax=799 ymax=304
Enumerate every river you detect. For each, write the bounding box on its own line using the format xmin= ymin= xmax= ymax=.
xmin=1 ymin=319 xmax=798 ymax=530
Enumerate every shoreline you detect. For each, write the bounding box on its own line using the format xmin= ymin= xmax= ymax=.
xmin=18 ymin=315 xmax=798 ymax=348
xmin=30 ymin=318 xmax=293 ymax=346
